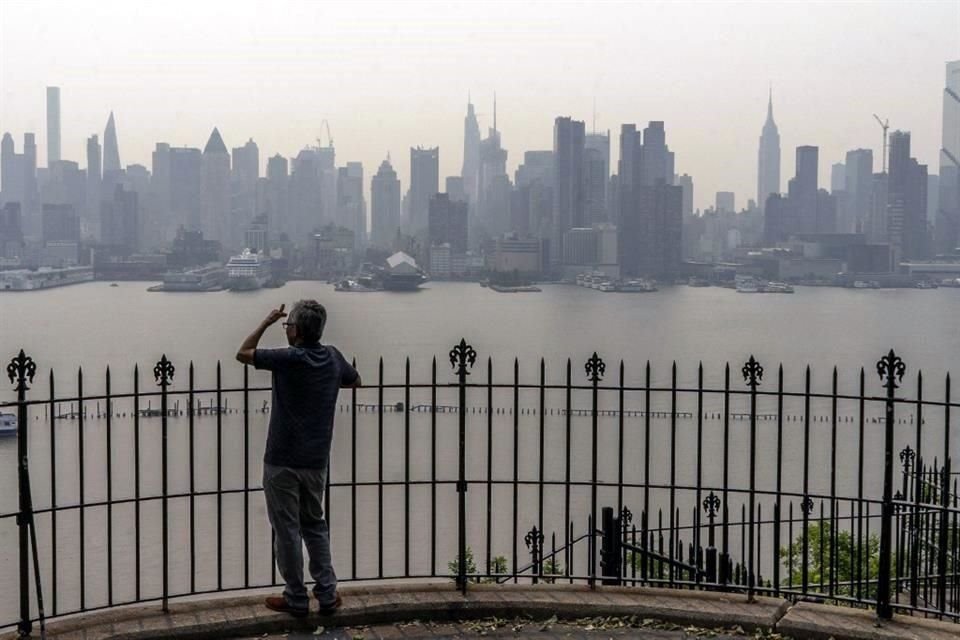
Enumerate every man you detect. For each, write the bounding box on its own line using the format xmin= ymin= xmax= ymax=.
xmin=236 ymin=299 xmax=360 ymax=617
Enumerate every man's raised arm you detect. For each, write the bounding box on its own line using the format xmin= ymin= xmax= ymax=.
xmin=236 ymin=304 xmax=286 ymax=365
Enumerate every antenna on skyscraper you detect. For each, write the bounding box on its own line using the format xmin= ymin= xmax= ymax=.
xmin=318 ymin=120 xmax=334 ymax=148
xmin=873 ymin=114 xmax=889 ymax=173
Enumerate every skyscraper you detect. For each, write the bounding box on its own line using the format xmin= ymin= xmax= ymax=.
xmin=938 ymin=60 xmax=960 ymax=253
xmin=86 ymin=134 xmax=101 ymax=227
xmin=103 ymin=112 xmax=121 ymax=174
xmin=716 ymin=192 xmax=735 ymax=213
xmin=757 ymin=90 xmax=780 ymax=212
xmin=231 ymin=138 xmax=260 ymax=231
xmin=428 ymin=192 xmax=468 ymax=253
xmin=791 ymin=145 xmax=819 ymax=233
xmin=641 ymin=121 xmax=674 ymax=186
xmin=844 ymin=149 xmax=873 ymax=233
xmin=461 ymin=98 xmax=481 ymax=208
xmin=552 ymin=116 xmax=585 ymax=260
xmin=201 ymin=128 xmax=231 ymax=245
xmin=887 ymin=131 xmax=929 ymax=263
xmin=478 ymin=101 xmax=509 ymax=233
xmin=46 ymin=87 xmax=61 ymax=165
xmin=409 ymin=146 xmax=439 ymax=231
xmin=584 ymin=131 xmax=610 ymax=224
xmin=371 ymin=155 xmax=401 ymax=247
xmin=337 ymin=161 xmax=365 ymax=246
xmin=264 ymin=154 xmax=289 ymax=236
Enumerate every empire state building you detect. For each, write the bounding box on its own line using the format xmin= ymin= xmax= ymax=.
xmin=757 ymin=90 xmax=781 ymax=212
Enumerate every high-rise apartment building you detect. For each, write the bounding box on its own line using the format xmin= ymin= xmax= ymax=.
xmin=757 ymin=91 xmax=780 ymax=212
xmin=46 ymin=87 xmax=61 ymax=165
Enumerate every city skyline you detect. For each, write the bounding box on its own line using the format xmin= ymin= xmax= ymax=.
xmin=1 ymin=1 xmax=957 ymax=211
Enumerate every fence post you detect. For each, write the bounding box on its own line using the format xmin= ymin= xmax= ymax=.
xmin=742 ymin=356 xmax=763 ymax=602
xmin=8 ymin=350 xmax=37 ymax=638
xmin=585 ymin=353 xmax=605 ymax=588
xmin=525 ymin=526 xmax=544 ymax=585
xmin=703 ymin=492 xmax=720 ymax=583
xmin=450 ymin=339 xmax=476 ymax=594
xmin=876 ymin=349 xmax=905 ymax=621
xmin=154 ymin=355 xmax=175 ymax=613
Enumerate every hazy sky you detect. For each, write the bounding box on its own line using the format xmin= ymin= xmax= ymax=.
xmin=1 ymin=1 xmax=958 ymax=211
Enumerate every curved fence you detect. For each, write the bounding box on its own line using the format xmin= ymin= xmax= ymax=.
xmin=1 ymin=341 xmax=958 ymax=637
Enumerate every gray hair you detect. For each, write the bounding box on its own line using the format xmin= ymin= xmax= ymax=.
xmin=289 ymin=299 xmax=327 ymax=344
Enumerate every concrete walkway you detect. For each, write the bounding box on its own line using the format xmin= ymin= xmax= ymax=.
xmin=1 ymin=583 xmax=956 ymax=640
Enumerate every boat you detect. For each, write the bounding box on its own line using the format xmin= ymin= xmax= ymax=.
xmin=335 ymin=278 xmax=381 ymax=292
xmin=382 ymin=252 xmax=427 ymax=291
xmin=618 ymin=279 xmax=658 ymax=293
xmin=915 ymin=281 xmax=938 ymax=290
xmin=762 ymin=282 xmax=795 ymax=293
xmin=0 ymin=413 xmax=16 ymax=437
xmin=109 ymin=283 xmax=119 ymax=287
xmin=226 ymin=249 xmax=272 ymax=291
xmin=852 ymin=280 xmax=880 ymax=289
xmin=598 ymin=281 xmax=617 ymax=292
xmin=688 ymin=277 xmax=710 ymax=287
xmin=153 ymin=263 xmax=227 ymax=292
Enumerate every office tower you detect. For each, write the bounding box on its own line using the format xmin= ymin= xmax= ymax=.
xmin=231 ymin=138 xmax=259 ymax=186
xmin=844 ymin=149 xmax=873 ymax=233
xmin=103 ymin=112 xmax=121 ymax=175
xmin=716 ymin=192 xmax=735 ymax=213
xmin=641 ymin=121 xmax=674 ymax=186
xmin=831 ymin=163 xmax=846 ymax=192
xmin=41 ymin=203 xmax=80 ymax=244
xmin=428 ymin=193 xmax=468 ymax=253
xmin=790 ymin=146 xmax=819 ymax=233
xmin=0 ymin=202 xmax=23 ymax=258
xmin=584 ymin=131 xmax=610 ymax=224
xmin=337 ymin=161 xmax=365 ymax=246
xmin=408 ymin=146 xmax=439 ymax=231
xmin=86 ymin=134 xmax=101 ymax=225
xmin=757 ymin=90 xmax=781 ymax=211
xmin=201 ymin=128 xmax=231 ymax=246
xmin=478 ymin=100 xmax=509 ymax=232
xmin=553 ymin=116 xmax=585 ymax=259
xmin=245 ymin=214 xmax=269 ymax=253
xmin=462 ymin=98 xmax=481 ymax=207
xmin=1 ymin=133 xmax=21 ymax=204
xmin=167 ymin=146 xmax=203 ymax=233
xmin=445 ymin=176 xmax=466 ymax=203
xmin=676 ymin=174 xmax=694 ymax=217
xmin=100 ymin=184 xmax=139 ymax=251
xmin=514 ymin=150 xmax=554 ymax=237
xmin=619 ymin=181 xmax=683 ymax=278
xmin=44 ymin=160 xmax=86 ymax=230
xmin=371 ymin=155 xmax=401 ymax=247
xmin=938 ymin=60 xmax=960 ymax=253
xmin=289 ymin=147 xmax=324 ymax=244
xmin=264 ymin=154 xmax=289 ymax=235
xmin=47 ymin=87 xmax=61 ymax=165
xmin=887 ymin=131 xmax=929 ymax=262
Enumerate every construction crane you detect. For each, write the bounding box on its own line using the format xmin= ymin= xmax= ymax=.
xmin=873 ymin=114 xmax=889 ymax=173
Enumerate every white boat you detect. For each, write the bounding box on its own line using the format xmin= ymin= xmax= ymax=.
xmin=226 ymin=249 xmax=272 ymax=291
xmin=763 ymin=282 xmax=795 ymax=293
xmin=598 ymin=282 xmax=617 ymax=292
xmin=334 ymin=278 xmax=380 ymax=292
xmin=618 ymin=279 xmax=657 ymax=293
xmin=736 ymin=277 xmax=761 ymax=293
xmin=0 ymin=413 xmax=16 ymax=437
xmin=852 ymin=280 xmax=879 ymax=289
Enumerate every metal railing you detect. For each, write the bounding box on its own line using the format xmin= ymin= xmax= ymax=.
xmin=1 ymin=342 xmax=958 ymax=637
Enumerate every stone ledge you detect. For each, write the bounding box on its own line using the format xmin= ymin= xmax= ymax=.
xmin=0 ymin=583 xmax=956 ymax=640
xmin=776 ymin=601 xmax=959 ymax=640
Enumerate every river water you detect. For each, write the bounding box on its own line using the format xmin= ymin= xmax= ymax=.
xmin=0 ymin=281 xmax=957 ymax=627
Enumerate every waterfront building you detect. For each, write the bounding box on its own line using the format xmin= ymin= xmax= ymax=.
xmin=618 ymin=181 xmax=683 ymax=278
xmin=100 ymin=185 xmax=139 ymax=251
xmin=41 ymin=203 xmax=80 ymax=244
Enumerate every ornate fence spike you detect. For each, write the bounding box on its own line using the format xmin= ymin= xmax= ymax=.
xmin=585 ymin=352 xmax=606 ymax=382
xmin=154 ymin=355 xmax=175 ymax=387
xmin=899 ymin=445 xmax=916 ymax=469
xmin=703 ymin=492 xmax=721 ymax=518
xmin=524 ymin=525 xmax=544 ymax=549
xmin=741 ymin=355 xmax=763 ymax=388
xmin=801 ymin=496 xmax=815 ymax=516
xmin=449 ymin=338 xmax=477 ymax=376
xmin=620 ymin=507 xmax=633 ymax=527
xmin=7 ymin=350 xmax=37 ymax=392
xmin=876 ymin=349 xmax=906 ymax=389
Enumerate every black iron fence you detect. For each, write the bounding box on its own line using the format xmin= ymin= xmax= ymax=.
xmin=1 ymin=342 xmax=958 ymax=637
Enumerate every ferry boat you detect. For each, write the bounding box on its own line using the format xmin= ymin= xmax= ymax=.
xmin=735 ymin=275 xmax=761 ymax=293
xmin=763 ymin=282 xmax=795 ymax=293
xmin=0 ymin=413 xmax=16 ymax=437
xmin=226 ymin=249 xmax=272 ymax=291
xmin=618 ymin=279 xmax=658 ymax=293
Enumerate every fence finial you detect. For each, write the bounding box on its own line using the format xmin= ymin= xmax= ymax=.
xmin=741 ymin=355 xmax=763 ymax=388
xmin=6 ymin=350 xmax=36 ymax=392
xmin=585 ymin=352 xmax=605 ymax=382
xmin=876 ymin=349 xmax=905 ymax=389
xmin=449 ymin=339 xmax=477 ymax=376
xmin=154 ymin=355 xmax=175 ymax=387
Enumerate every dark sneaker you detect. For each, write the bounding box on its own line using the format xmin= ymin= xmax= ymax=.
xmin=315 ymin=591 xmax=342 ymax=615
xmin=265 ymin=595 xmax=309 ymax=618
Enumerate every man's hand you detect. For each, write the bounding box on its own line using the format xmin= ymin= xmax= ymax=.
xmin=263 ymin=304 xmax=286 ymax=327
xmin=236 ymin=304 xmax=287 ymax=365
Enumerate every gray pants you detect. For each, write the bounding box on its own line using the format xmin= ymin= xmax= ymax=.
xmin=263 ymin=464 xmax=337 ymax=609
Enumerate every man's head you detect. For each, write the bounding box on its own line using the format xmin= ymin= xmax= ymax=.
xmin=285 ymin=299 xmax=327 ymax=346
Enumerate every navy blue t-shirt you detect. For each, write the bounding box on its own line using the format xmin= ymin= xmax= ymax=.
xmin=254 ymin=343 xmax=358 ymax=469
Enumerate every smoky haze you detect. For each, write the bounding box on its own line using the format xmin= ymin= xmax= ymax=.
xmin=1 ymin=0 xmax=957 ymax=210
